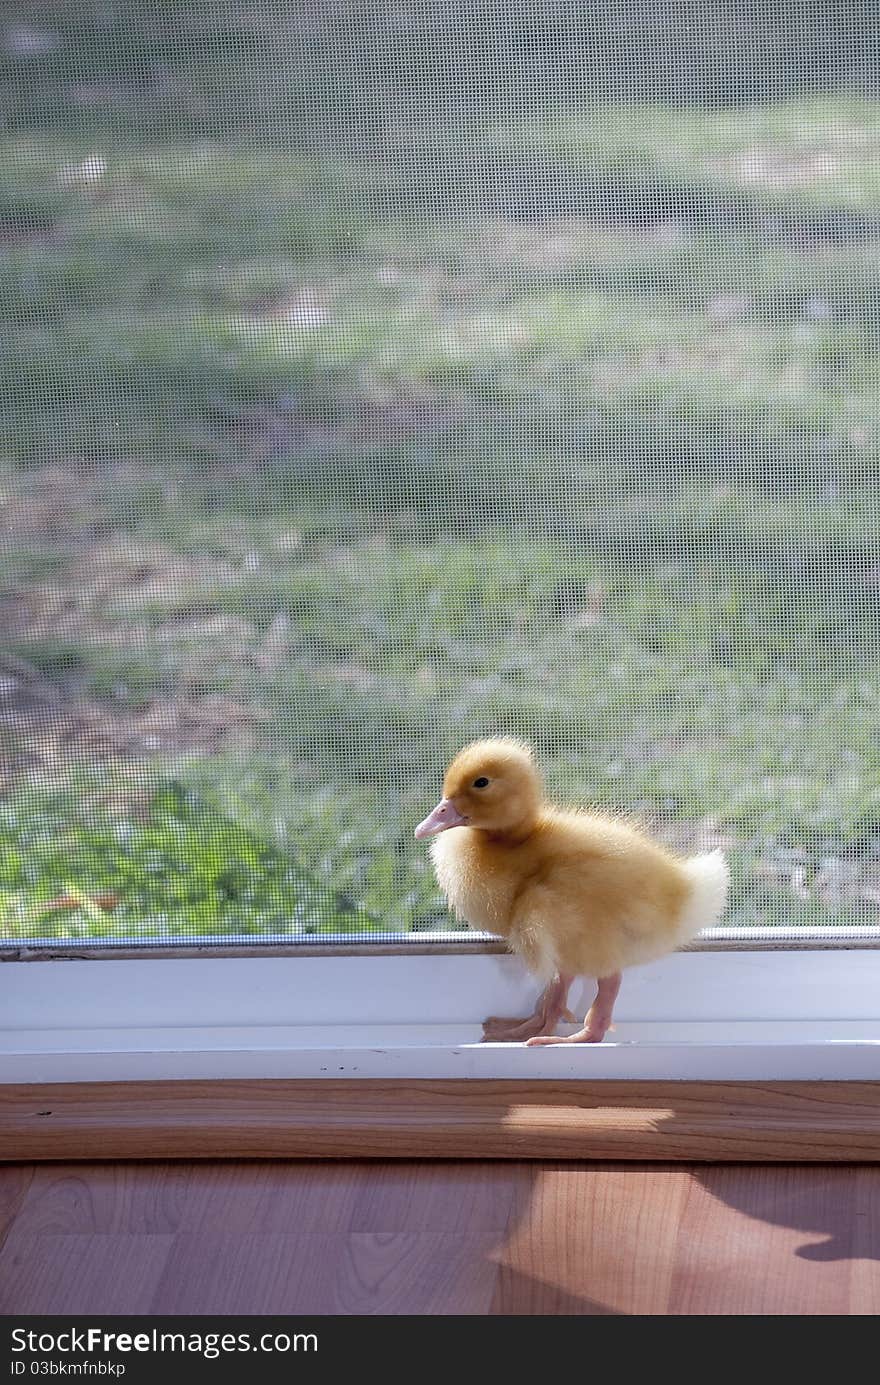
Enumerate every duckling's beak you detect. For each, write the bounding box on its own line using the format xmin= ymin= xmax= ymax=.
xmin=414 ymin=797 xmax=469 ymax=839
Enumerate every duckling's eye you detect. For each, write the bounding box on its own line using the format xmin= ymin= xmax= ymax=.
xmin=473 ymin=777 xmax=489 ymax=789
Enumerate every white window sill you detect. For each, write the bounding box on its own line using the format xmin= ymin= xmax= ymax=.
xmin=3 ymin=1020 xmax=880 ymax=1083
xmin=3 ymin=948 xmax=880 ymax=1084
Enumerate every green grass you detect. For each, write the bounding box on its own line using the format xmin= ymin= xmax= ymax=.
xmin=2 ymin=3 xmax=880 ymax=940
xmin=492 ymin=98 xmax=880 ymax=209
xmin=0 ymin=768 xmax=374 ymax=940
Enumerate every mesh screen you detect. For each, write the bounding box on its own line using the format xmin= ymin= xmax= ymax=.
xmin=1 ymin=3 xmax=879 ymax=946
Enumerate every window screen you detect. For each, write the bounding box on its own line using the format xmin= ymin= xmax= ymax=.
xmin=1 ymin=3 xmax=879 ymax=947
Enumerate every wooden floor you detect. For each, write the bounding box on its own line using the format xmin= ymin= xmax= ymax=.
xmin=1 ymin=1161 xmax=879 ymax=1315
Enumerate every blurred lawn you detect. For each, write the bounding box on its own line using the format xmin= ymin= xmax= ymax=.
xmin=2 ymin=3 xmax=880 ymax=939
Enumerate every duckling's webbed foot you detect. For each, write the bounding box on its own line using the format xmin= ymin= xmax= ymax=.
xmin=526 ymin=971 xmax=622 ymax=1047
xmin=481 ymin=972 xmax=573 ymax=1043
xmin=482 ymin=1012 xmax=549 ymax=1042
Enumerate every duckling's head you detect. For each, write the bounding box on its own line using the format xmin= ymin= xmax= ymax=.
xmin=414 ymin=738 xmax=542 ymax=841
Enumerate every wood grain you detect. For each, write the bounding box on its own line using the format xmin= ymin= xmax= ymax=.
xmin=5 ymin=1160 xmax=367 ymax=1235
xmin=3 ymin=1079 xmax=880 ymax=1161
xmin=493 ymin=1164 xmax=689 ymax=1314
xmin=0 ymin=1232 xmax=174 ymax=1314
xmin=850 ymin=1167 xmax=880 ymax=1314
xmin=349 ymin=1161 xmax=525 ymax=1232
xmin=0 ymin=1165 xmax=33 ymax=1250
xmin=668 ymin=1166 xmax=858 ymax=1314
xmin=2 ymin=1161 xmax=879 ymax=1314
xmin=152 ymin=1231 xmax=499 ymax=1315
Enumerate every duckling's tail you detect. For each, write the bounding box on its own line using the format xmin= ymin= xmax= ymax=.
xmin=677 ymin=849 xmax=730 ymax=946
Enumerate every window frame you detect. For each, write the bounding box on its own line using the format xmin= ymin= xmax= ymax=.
xmin=5 ymin=943 xmax=880 ymax=1161
xmin=3 ymin=922 xmax=880 ymax=960
xmin=4 ymin=942 xmax=880 ymax=1085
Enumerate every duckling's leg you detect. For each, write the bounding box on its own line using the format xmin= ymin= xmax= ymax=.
xmin=525 ymin=971 xmax=622 ymax=1046
xmin=481 ymin=972 xmax=574 ymax=1043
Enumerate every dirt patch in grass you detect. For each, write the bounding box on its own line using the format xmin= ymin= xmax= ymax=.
xmin=0 ymin=647 xmax=260 ymax=784
xmin=0 ymin=469 xmax=266 ymax=784
xmin=206 ymin=383 xmax=465 ymax=464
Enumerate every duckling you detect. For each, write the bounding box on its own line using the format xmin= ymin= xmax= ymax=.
xmin=415 ymin=738 xmax=728 ymax=1043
